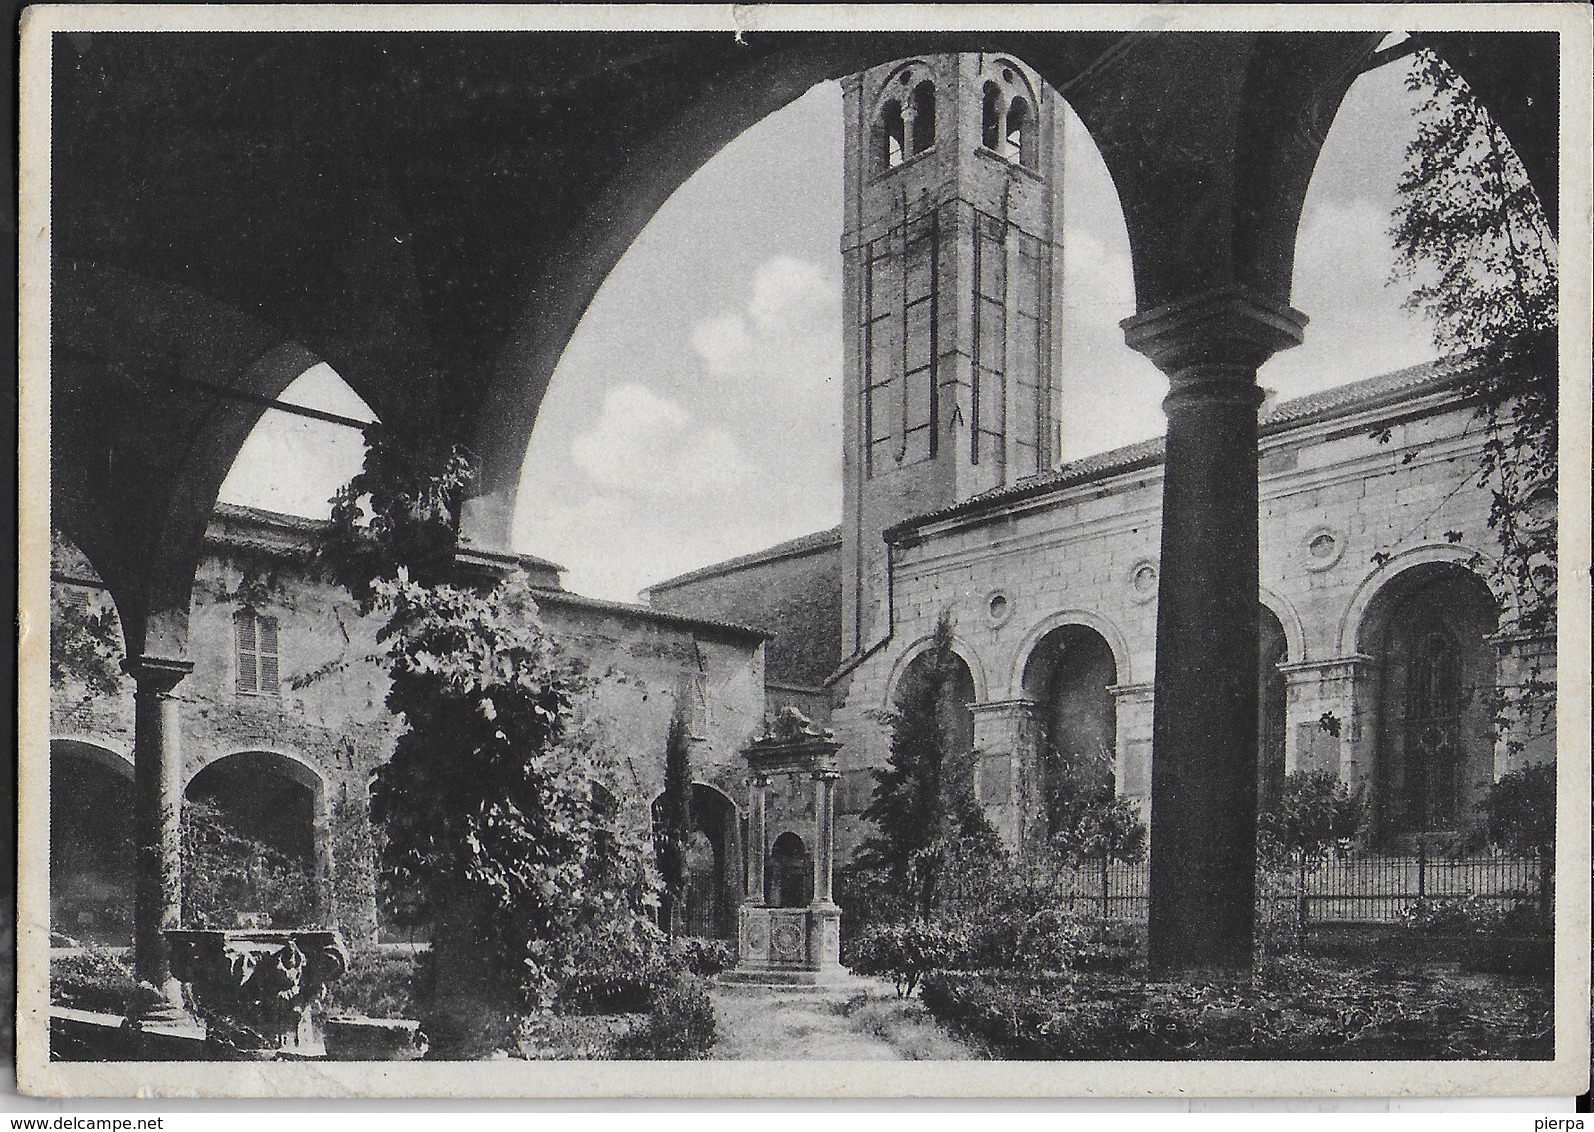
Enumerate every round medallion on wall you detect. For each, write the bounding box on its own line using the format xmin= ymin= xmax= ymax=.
xmin=985 ymin=589 xmax=1014 ymax=628
xmin=1127 ymin=559 xmax=1158 ymax=604
xmin=1303 ymin=525 xmax=1346 ymax=572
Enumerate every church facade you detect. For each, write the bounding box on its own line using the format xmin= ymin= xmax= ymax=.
xmin=646 ymin=53 xmax=1557 ymax=863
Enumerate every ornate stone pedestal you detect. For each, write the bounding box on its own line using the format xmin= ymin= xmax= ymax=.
xmin=164 ymin=928 xmax=349 ymax=1056
xmin=727 ymin=710 xmax=851 ymax=986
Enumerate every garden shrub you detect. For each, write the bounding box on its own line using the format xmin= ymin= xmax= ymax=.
xmin=670 ymin=936 xmax=736 ymax=978
xmin=848 ymin=921 xmax=970 ymax=997
xmin=558 ymin=918 xmax=677 ymax=1015
xmin=617 ymin=974 xmax=717 ymax=1059
xmin=1014 ymin=908 xmax=1085 ymax=973
xmin=1399 ymin=894 xmax=1505 ymax=935
xmin=322 ymin=948 xmax=421 ymax=1020
xmin=50 ymin=947 xmax=167 ymax=1019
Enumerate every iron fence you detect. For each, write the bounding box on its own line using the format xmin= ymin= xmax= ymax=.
xmin=1024 ymin=852 xmax=1542 ymax=924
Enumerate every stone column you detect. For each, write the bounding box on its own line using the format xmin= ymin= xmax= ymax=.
xmin=812 ymin=771 xmax=840 ymax=906
xmin=746 ymin=775 xmax=769 ymax=905
xmin=969 ymin=699 xmax=1040 ymax=854
xmin=124 ymin=654 xmax=194 ymax=1002
xmin=1122 ymin=285 xmax=1306 ymax=975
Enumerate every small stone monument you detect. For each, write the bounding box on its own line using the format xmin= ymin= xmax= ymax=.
xmin=727 ymin=708 xmax=850 ymax=985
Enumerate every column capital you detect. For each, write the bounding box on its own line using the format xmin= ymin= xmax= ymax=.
xmin=1279 ymin=654 xmax=1375 ymax=681
xmin=1120 ymin=284 xmax=1307 ymax=385
xmin=969 ymin=697 xmax=1039 ymax=718
xmin=122 ymin=654 xmax=194 ymax=694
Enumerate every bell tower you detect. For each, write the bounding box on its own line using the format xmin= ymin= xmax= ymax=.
xmin=839 ymin=55 xmax=1064 ymax=656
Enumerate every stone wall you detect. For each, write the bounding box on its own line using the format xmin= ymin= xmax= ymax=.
xmin=827 ymin=364 xmax=1556 ymax=859
xmin=50 ymin=507 xmax=768 ymax=945
xmin=645 ymin=529 xmax=842 ymax=711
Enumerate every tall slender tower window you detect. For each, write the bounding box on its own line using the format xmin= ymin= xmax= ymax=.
xmin=909 ymin=81 xmax=936 ymax=154
xmin=982 ymin=82 xmax=1004 ymax=149
xmin=876 ymin=99 xmax=906 ymax=170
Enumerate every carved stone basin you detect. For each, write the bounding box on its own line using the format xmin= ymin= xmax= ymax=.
xmin=164 ymin=929 xmax=350 ymax=1055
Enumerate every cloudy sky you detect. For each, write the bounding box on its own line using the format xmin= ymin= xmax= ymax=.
xmin=221 ymin=53 xmax=1439 ymax=602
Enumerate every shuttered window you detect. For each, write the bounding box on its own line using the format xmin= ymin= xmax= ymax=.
xmin=236 ymin=608 xmax=281 ymax=696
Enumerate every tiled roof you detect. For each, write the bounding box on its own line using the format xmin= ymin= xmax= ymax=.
xmin=205 ymin=503 xmax=566 ymax=574
xmin=529 ymin=587 xmax=771 ymax=641
xmin=889 ymin=354 xmax=1480 ymax=537
xmin=645 ymin=526 xmax=843 ymax=591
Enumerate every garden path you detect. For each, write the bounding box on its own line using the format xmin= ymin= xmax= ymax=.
xmin=707 ymin=981 xmax=981 ymax=1061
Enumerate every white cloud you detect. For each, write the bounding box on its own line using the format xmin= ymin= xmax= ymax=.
xmin=569 ymin=383 xmax=749 ymax=498
xmin=690 ymin=254 xmax=841 ymax=398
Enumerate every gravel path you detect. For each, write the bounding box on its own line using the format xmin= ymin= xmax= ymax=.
xmin=708 ymin=981 xmax=981 ymax=1061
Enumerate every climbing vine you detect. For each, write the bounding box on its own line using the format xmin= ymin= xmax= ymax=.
xmin=319 ymin=429 xmax=659 ymax=1055
xmin=1389 ymin=48 xmax=1558 ymax=745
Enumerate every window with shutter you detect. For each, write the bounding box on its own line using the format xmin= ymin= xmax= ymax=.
xmin=236 ymin=609 xmax=282 ymax=696
xmin=258 ymin=615 xmax=281 ymax=695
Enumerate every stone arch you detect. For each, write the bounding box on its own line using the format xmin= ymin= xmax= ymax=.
xmin=1337 ymin=544 xmax=1502 ymax=658
xmin=1351 ymin=560 xmax=1501 ymax=844
xmin=183 ymin=748 xmax=332 ymax=928
xmin=1259 ymin=586 xmax=1306 ymax=664
xmin=50 ymin=739 xmax=136 ymax=945
xmin=1008 ymin=609 xmax=1132 ymax=696
xmin=883 ymin=632 xmax=989 ymax=710
xmin=1257 ymin=603 xmax=1290 ymax=805
xmin=1020 ymin=623 xmax=1121 ymax=833
xmin=769 ymin=830 xmax=813 ymax=910
xmin=649 ymin=781 xmax=743 ymax=939
xmin=50 ymin=736 xmax=133 ymax=778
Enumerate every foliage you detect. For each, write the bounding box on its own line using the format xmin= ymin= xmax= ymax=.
xmin=1013 ymin=908 xmax=1087 ymax=973
xmin=1480 ymin=763 xmax=1555 ymax=858
xmin=1045 ymin=745 xmax=1147 ymax=919
xmin=617 ymin=974 xmax=718 ymax=1060
xmin=50 ymin=946 xmax=167 ymax=1019
xmin=847 ymin=921 xmax=971 ymax=998
xmin=670 ymin=936 xmax=736 ymax=978
xmin=1399 ymin=894 xmax=1505 ymax=936
xmin=855 ymin=612 xmax=997 ymax=919
xmin=322 ymin=948 xmax=421 ymax=1020
xmin=180 ymin=800 xmax=316 ymax=930
xmin=322 ymin=431 xmax=663 ymax=1056
xmin=1258 ymin=772 xmax=1366 ymax=868
xmin=1390 ymin=49 xmax=1558 ymax=742
xmin=655 ymin=713 xmax=693 ymax=937
xmin=556 ymin=916 xmax=675 ymax=1015
xmin=1257 ymin=771 xmax=1366 ymax=946
xmin=920 ymin=955 xmax=1553 ymax=1059
xmin=322 ymin=426 xmax=478 ymax=613
xmin=48 ymin=556 xmax=125 ymax=703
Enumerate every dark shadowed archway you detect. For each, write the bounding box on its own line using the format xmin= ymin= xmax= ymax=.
xmin=50 ymin=741 xmax=136 ymax=946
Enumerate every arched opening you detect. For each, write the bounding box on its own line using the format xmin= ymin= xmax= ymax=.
xmin=1004 ymin=96 xmax=1035 ymax=167
xmin=1021 ymin=624 xmax=1118 ymax=834
xmin=981 ymin=82 xmax=1004 ymax=150
xmin=217 ymin=362 xmax=379 ymax=522
xmin=891 ymin=645 xmax=977 ymax=798
xmin=769 ymin=831 xmax=812 ymax=909
xmin=1357 ymin=563 xmax=1498 ymax=845
xmin=1258 ymin=605 xmax=1289 ymax=806
xmin=183 ymin=752 xmax=326 ymax=929
xmin=876 ymin=98 xmax=906 ymax=170
xmin=909 ymin=80 xmax=936 ymax=155
xmin=650 ymin=782 xmax=742 ymax=939
xmin=50 ymin=741 xmax=135 ymax=946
